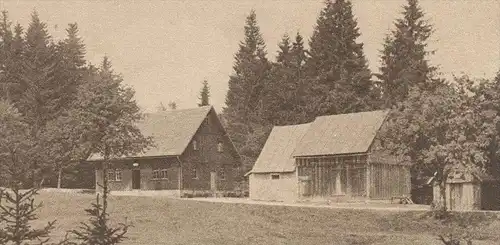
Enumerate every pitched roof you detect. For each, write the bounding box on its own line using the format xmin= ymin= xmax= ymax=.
xmin=292 ymin=110 xmax=389 ymax=157
xmin=249 ymin=123 xmax=310 ymax=174
xmin=447 ymin=164 xmax=497 ymax=183
xmin=89 ymin=106 xmax=213 ymax=160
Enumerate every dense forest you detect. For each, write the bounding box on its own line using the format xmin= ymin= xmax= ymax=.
xmin=222 ymin=0 xmax=500 ymax=210
xmin=0 ymin=6 xmax=153 ymax=243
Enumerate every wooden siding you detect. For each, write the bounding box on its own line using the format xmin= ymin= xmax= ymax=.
xmin=296 ymin=155 xmax=368 ymax=198
xmin=95 ymin=158 xmax=180 ymax=192
xmin=295 ymin=154 xmax=411 ymax=200
xmin=369 ymin=163 xmax=411 ymax=199
xmin=434 ymin=182 xmax=482 ymax=211
xmin=94 ymin=109 xmax=242 ymax=193
xmin=180 ymin=110 xmax=240 ymax=192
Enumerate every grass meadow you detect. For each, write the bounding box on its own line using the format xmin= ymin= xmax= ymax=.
xmin=30 ymin=191 xmax=500 ymax=245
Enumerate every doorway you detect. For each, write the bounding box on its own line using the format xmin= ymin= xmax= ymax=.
xmin=210 ymin=171 xmax=218 ymax=192
xmin=132 ymin=169 xmax=141 ymax=189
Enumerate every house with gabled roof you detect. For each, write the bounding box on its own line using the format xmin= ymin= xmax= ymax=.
xmin=248 ymin=123 xmax=310 ymax=202
xmin=88 ymin=106 xmax=242 ymax=197
xmin=247 ymin=110 xmax=412 ymax=203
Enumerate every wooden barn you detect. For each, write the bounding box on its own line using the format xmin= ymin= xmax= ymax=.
xmin=247 ymin=123 xmax=310 ymax=202
xmin=248 ymin=110 xmax=412 ymax=202
xmin=88 ymin=106 xmax=242 ymax=197
xmin=431 ymin=166 xmax=499 ymax=211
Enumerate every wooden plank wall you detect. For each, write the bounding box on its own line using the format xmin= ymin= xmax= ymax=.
xmin=369 ymin=163 xmax=411 ymax=199
xmin=297 ymin=156 xmax=368 ymax=198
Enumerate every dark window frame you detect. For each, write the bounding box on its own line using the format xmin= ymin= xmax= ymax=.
xmin=192 ymin=168 xmax=198 ymax=179
xmin=217 ymin=141 xmax=224 ymax=152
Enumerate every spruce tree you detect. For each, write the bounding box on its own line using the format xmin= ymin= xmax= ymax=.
xmin=0 ymin=100 xmax=67 ymax=245
xmin=264 ymin=32 xmax=308 ymax=125
xmin=65 ymin=57 xmax=152 ymax=245
xmin=0 ymin=11 xmax=23 ymax=103
xmin=378 ymin=0 xmax=436 ymax=108
xmin=52 ymin=22 xmax=87 ymax=189
xmin=14 ymin=11 xmax=61 ymax=187
xmin=223 ymin=10 xmax=271 ymax=172
xmin=0 ymin=11 xmax=13 ymax=100
xmin=305 ymin=0 xmax=376 ymax=119
xmin=198 ymin=80 xmax=210 ymax=106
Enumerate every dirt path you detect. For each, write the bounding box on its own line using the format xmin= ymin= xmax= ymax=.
xmin=183 ymin=197 xmax=431 ymax=211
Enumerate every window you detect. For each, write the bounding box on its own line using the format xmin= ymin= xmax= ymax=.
xmin=192 ymin=168 xmax=198 ymax=179
xmin=271 ymin=174 xmax=280 ymax=180
xmin=217 ymin=142 xmax=224 ymax=152
xmin=160 ymin=169 xmax=168 ymax=179
xmin=204 ymin=117 xmax=209 ymax=126
xmin=193 ymin=140 xmax=198 ymax=150
xmin=107 ymin=169 xmax=122 ymax=182
xmin=219 ymin=168 xmax=225 ymax=180
xmin=115 ymin=169 xmax=122 ymax=181
xmin=107 ymin=170 xmax=115 ymax=181
xmin=152 ymin=169 xmax=168 ymax=180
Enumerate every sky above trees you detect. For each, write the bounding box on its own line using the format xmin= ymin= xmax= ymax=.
xmin=1 ymin=0 xmax=498 ymax=112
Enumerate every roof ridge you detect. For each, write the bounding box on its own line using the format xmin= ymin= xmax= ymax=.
xmin=314 ymin=109 xmax=389 ymax=119
xmin=276 ymin=122 xmax=312 ymax=127
xmin=148 ymin=105 xmax=212 ymax=114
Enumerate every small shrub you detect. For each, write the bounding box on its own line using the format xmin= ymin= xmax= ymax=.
xmin=67 ymin=190 xmax=131 ymax=245
xmin=0 ymin=187 xmax=68 ymax=245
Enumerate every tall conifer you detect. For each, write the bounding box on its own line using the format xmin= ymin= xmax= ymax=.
xmin=264 ymin=32 xmax=308 ymax=125
xmin=223 ymin=10 xmax=271 ymax=171
xmin=198 ymin=80 xmax=210 ymax=107
xmin=305 ymin=0 xmax=376 ymax=119
xmin=378 ymin=0 xmax=436 ymax=107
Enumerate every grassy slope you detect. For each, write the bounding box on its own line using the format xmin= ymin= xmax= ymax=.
xmin=34 ymin=192 xmax=500 ymax=245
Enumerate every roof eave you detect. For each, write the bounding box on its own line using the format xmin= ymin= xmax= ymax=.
xmin=86 ymin=154 xmax=181 ymax=162
xmin=293 ymin=152 xmax=369 ymax=158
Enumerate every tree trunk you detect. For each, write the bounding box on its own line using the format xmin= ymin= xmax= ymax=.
xmin=39 ymin=177 xmax=45 ymax=189
xmin=439 ymin=180 xmax=447 ymax=211
xmin=57 ymin=168 xmax=63 ymax=189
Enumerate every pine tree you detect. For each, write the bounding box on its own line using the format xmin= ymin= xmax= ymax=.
xmin=378 ymin=0 xmax=436 ymax=108
xmin=0 ymin=11 xmax=13 ymax=100
xmin=69 ymin=192 xmax=129 ymax=245
xmin=263 ymin=32 xmax=308 ymax=125
xmin=223 ymin=10 xmax=272 ymax=172
xmin=51 ymin=22 xmax=87 ymax=189
xmin=13 ymin=11 xmax=61 ymax=187
xmin=305 ymin=0 xmax=376 ymax=119
xmin=291 ymin=33 xmax=312 ymax=123
xmin=61 ymin=23 xmax=86 ymax=69
xmin=198 ymin=80 xmax=210 ymax=106
xmin=65 ymin=57 xmax=152 ymax=245
xmin=0 ymin=100 xmax=67 ymax=245
xmin=0 ymin=11 xmax=24 ymax=103
xmin=0 ymin=188 xmax=66 ymax=245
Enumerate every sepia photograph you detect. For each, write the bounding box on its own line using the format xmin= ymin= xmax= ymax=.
xmin=0 ymin=0 xmax=499 ymax=244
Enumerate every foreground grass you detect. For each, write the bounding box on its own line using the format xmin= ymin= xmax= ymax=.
xmin=33 ymin=192 xmax=500 ymax=245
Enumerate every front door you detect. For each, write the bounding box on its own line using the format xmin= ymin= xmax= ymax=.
xmin=132 ymin=170 xmax=141 ymax=189
xmin=210 ymin=171 xmax=218 ymax=192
